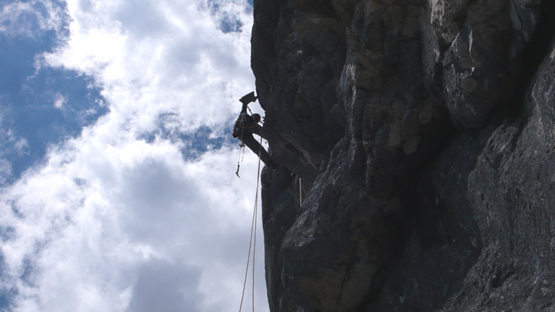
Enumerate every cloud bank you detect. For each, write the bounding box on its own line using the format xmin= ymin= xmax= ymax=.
xmin=0 ymin=0 xmax=268 ymax=311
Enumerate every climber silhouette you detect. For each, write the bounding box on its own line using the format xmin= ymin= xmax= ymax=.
xmin=232 ymin=92 xmax=278 ymax=169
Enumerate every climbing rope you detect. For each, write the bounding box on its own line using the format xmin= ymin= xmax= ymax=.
xmin=238 ymin=136 xmax=264 ymax=312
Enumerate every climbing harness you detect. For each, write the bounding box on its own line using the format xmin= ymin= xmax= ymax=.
xmin=240 ymin=124 xmax=261 ymax=130
xmin=238 ymin=136 xmax=264 ymax=312
xmin=234 ymin=118 xmax=264 ymax=178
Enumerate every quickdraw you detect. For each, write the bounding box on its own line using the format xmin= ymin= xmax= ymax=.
xmin=236 ymin=132 xmax=245 ymax=178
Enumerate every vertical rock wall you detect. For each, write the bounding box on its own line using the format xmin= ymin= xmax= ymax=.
xmin=251 ymin=0 xmax=555 ymax=311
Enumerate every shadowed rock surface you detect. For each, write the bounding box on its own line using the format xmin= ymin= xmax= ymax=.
xmin=251 ymin=0 xmax=555 ymax=311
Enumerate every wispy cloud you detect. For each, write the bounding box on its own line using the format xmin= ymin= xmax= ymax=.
xmin=0 ymin=158 xmax=11 ymax=184
xmin=0 ymin=0 xmax=67 ymax=38
xmin=53 ymin=92 xmax=66 ymax=109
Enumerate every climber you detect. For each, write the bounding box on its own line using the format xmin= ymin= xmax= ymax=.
xmin=232 ymin=92 xmax=278 ymax=169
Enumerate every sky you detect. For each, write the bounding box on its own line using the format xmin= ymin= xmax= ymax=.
xmin=0 ymin=0 xmax=270 ymax=311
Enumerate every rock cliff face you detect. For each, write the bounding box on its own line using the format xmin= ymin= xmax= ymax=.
xmin=251 ymin=0 xmax=555 ymax=311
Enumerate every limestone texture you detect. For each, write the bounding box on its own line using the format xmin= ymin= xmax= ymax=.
xmin=251 ymin=0 xmax=555 ymax=310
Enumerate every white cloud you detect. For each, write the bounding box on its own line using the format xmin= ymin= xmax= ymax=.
xmin=2 ymin=130 xmax=268 ymax=312
xmin=40 ymin=0 xmax=255 ymax=136
xmin=125 ymin=259 xmax=204 ymax=312
xmin=0 ymin=0 xmax=270 ymax=311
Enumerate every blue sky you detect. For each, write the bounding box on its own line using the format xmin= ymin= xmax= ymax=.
xmin=0 ymin=1 xmax=268 ymax=311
